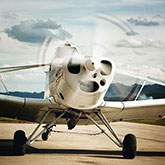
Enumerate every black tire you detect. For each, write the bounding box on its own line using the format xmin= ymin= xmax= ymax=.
xmin=42 ymin=132 xmax=49 ymax=141
xmin=13 ymin=130 xmax=27 ymax=156
xmin=122 ymin=134 xmax=137 ymax=159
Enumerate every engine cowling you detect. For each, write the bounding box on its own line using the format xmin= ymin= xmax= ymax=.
xmin=50 ymin=44 xmax=115 ymax=110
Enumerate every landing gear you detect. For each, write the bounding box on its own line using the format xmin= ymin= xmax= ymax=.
xmin=12 ymin=111 xmax=65 ymax=156
xmin=27 ymin=111 xmax=65 ymax=145
xmin=13 ymin=130 xmax=27 ymax=156
xmin=86 ymin=111 xmax=137 ymax=159
xmin=42 ymin=131 xmax=49 ymax=141
xmin=12 ymin=109 xmax=137 ymax=159
xmin=122 ymin=134 xmax=137 ymax=159
xmin=67 ymin=112 xmax=82 ymax=130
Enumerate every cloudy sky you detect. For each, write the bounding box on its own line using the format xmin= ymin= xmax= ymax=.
xmin=0 ymin=0 xmax=165 ymax=92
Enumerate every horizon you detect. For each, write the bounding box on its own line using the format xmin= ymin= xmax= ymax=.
xmin=1 ymin=83 xmax=165 ymax=101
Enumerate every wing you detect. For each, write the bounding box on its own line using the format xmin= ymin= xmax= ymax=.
xmin=0 ymin=94 xmax=64 ymax=123
xmin=98 ymin=99 xmax=165 ymax=121
xmin=1 ymin=94 xmax=165 ymax=124
xmin=0 ymin=94 xmax=96 ymax=125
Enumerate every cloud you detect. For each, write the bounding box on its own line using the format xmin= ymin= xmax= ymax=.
xmin=0 ymin=12 xmax=18 ymax=20
xmin=127 ymin=17 xmax=159 ymax=26
xmin=115 ymin=39 xmax=165 ymax=48
xmin=127 ymin=15 xmax=165 ymax=26
xmin=3 ymin=68 xmax=46 ymax=91
xmin=97 ymin=13 xmax=138 ymax=36
xmin=4 ymin=19 xmax=72 ymax=43
xmin=153 ymin=14 xmax=165 ymax=20
xmin=118 ymin=64 xmax=165 ymax=82
xmin=133 ymin=50 xmax=146 ymax=56
xmin=32 ymin=19 xmax=61 ymax=29
xmin=139 ymin=67 xmax=165 ymax=82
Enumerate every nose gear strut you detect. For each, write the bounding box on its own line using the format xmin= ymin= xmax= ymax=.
xmin=67 ymin=112 xmax=82 ymax=130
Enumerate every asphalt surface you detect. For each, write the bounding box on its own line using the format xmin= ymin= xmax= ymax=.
xmin=0 ymin=122 xmax=165 ymax=165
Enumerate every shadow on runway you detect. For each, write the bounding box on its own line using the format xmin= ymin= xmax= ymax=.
xmin=0 ymin=139 xmax=165 ymax=158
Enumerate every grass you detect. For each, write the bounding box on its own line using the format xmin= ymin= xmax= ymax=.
xmin=127 ymin=118 xmax=165 ymax=126
xmin=0 ymin=117 xmax=33 ymax=123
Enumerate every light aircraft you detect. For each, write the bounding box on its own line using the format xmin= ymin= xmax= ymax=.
xmin=0 ymin=14 xmax=165 ymax=158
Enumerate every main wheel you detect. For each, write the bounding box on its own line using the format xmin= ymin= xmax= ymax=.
xmin=42 ymin=132 xmax=49 ymax=141
xmin=13 ymin=130 xmax=27 ymax=156
xmin=122 ymin=134 xmax=137 ymax=159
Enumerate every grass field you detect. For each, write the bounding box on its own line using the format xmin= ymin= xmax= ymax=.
xmin=0 ymin=117 xmax=33 ymax=123
xmin=127 ymin=118 xmax=165 ymax=126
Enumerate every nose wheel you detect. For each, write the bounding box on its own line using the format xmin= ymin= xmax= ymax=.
xmin=42 ymin=131 xmax=49 ymax=141
xmin=41 ymin=124 xmax=54 ymax=141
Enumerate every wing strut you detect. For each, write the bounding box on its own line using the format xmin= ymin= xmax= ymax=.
xmin=134 ymin=79 xmax=146 ymax=101
xmin=0 ymin=74 xmax=9 ymax=94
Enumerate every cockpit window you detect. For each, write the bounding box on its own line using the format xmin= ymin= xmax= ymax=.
xmin=67 ymin=59 xmax=80 ymax=74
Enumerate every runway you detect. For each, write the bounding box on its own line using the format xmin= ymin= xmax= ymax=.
xmin=0 ymin=122 xmax=164 ymax=165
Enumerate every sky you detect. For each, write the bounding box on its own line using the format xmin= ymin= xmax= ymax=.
xmin=0 ymin=0 xmax=165 ymax=92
